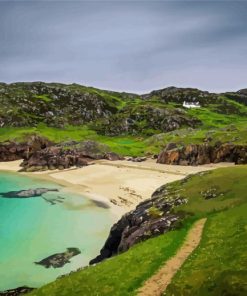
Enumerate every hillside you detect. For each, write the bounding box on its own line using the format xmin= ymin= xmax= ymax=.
xmin=28 ymin=165 xmax=247 ymax=296
xmin=0 ymin=82 xmax=247 ymax=157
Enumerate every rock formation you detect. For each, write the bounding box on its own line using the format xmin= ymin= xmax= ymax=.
xmin=90 ymin=184 xmax=187 ymax=265
xmin=0 ymin=286 xmax=34 ymax=296
xmin=0 ymin=135 xmax=52 ymax=162
xmin=157 ymin=143 xmax=247 ymax=165
xmin=20 ymin=140 xmax=122 ymax=171
xmin=0 ymin=188 xmax=58 ymax=198
xmin=35 ymin=248 xmax=81 ymax=268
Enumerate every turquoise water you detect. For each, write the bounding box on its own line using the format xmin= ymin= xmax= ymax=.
xmin=0 ymin=171 xmax=116 ymax=291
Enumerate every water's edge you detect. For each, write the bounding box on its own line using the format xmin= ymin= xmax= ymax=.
xmin=0 ymin=171 xmax=116 ymax=291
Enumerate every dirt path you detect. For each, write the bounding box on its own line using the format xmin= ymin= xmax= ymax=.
xmin=138 ymin=218 xmax=207 ymax=296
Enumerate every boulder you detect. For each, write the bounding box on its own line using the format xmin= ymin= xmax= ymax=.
xmin=104 ymin=152 xmax=123 ymax=161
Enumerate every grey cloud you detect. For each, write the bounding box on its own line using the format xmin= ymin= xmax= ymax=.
xmin=0 ymin=1 xmax=246 ymax=93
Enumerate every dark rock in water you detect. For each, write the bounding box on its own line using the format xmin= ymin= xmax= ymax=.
xmin=35 ymin=248 xmax=81 ymax=268
xmin=0 ymin=188 xmax=63 ymax=205
xmin=0 ymin=286 xmax=35 ymax=296
xmin=90 ymin=184 xmax=187 ymax=265
xmin=0 ymin=188 xmax=58 ymax=198
xmin=157 ymin=143 xmax=247 ymax=165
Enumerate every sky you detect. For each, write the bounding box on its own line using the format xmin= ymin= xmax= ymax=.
xmin=0 ymin=1 xmax=246 ymax=93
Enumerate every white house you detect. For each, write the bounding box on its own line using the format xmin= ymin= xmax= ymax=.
xmin=183 ymin=101 xmax=201 ymax=108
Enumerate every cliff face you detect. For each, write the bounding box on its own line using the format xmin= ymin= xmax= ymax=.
xmin=157 ymin=143 xmax=247 ymax=165
xmin=90 ymin=184 xmax=188 ymax=265
xmin=0 ymin=135 xmax=52 ymax=162
xmin=20 ymin=140 xmax=122 ymax=171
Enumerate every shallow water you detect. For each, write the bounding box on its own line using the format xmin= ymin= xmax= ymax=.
xmin=0 ymin=171 xmax=116 ymax=291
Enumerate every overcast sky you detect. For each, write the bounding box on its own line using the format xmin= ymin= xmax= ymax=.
xmin=0 ymin=1 xmax=246 ymax=93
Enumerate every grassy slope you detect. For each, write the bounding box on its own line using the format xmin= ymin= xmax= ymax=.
xmin=165 ymin=204 xmax=247 ymax=296
xmin=1 ymin=84 xmax=247 ymax=156
xmin=1 ymin=109 xmax=247 ymax=157
xmin=0 ymin=125 xmax=147 ymax=156
xmin=29 ymin=166 xmax=247 ymax=296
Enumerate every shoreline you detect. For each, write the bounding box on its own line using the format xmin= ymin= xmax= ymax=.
xmin=0 ymin=159 xmax=234 ymax=217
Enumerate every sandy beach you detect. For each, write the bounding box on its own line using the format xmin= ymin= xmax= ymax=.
xmin=0 ymin=159 xmax=234 ymax=216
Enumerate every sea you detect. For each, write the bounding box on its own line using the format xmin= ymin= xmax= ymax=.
xmin=0 ymin=171 xmax=116 ymax=291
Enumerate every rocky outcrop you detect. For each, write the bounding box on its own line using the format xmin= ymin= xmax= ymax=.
xmin=35 ymin=248 xmax=81 ymax=268
xmin=94 ymin=104 xmax=201 ymax=136
xmin=0 ymin=188 xmax=58 ymax=198
xmin=0 ymin=135 xmax=52 ymax=162
xmin=20 ymin=140 xmax=123 ymax=171
xmin=157 ymin=143 xmax=247 ymax=165
xmin=0 ymin=286 xmax=34 ymax=296
xmin=0 ymin=82 xmax=117 ymax=127
xmin=20 ymin=146 xmax=90 ymax=171
xmin=0 ymin=188 xmax=65 ymax=205
xmin=90 ymin=185 xmax=187 ymax=265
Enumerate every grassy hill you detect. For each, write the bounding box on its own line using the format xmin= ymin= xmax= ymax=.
xmin=28 ymin=165 xmax=247 ymax=296
xmin=0 ymin=82 xmax=247 ymax=156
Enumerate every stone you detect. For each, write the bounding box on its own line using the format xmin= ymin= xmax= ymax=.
xmin=35 ymin=248 xmax=81 ymax=269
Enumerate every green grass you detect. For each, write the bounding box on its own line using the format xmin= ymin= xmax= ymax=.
xmin=165 ymin=204 xmax=247 ymax=296
xmin=29 ymin=219 xmax=194 ymax=296
xmin=34 ymin=94 xmax=52 ymax=103
xmin=0 ymin=92 xmax=247 ymax=157
xmin=29 ymin=166 xmax=247 ymax=296
xmin=1 ymin=115 xmax=246 ymax=157
xmin=172 ymin=166 xmax=247 ymax=216
xmin=0 ymin=125 xmax=148 ymax=156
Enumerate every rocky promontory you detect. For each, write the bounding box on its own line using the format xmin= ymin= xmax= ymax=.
xmin=90 ymin=184 xmax=187 ymax=265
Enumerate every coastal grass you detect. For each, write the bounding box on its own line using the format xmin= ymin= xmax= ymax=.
xmin=165 ymin=203 xmax=247 ymax=296
xmin=163 ymin=166 xmax=247 ymax=295
xmin=29 ymin=219 xmax=195 ymax=296
xmin=171 ymin=165 xmax=247 ymax=216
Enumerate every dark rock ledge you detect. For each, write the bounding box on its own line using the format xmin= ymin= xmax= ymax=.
xmin=157 ymin=142 xmax=247 ymax=165
xmin=90 ymin=184 xmax=187 ymax=265
xmin=0 ymin=287 xmax=35 ymax=296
